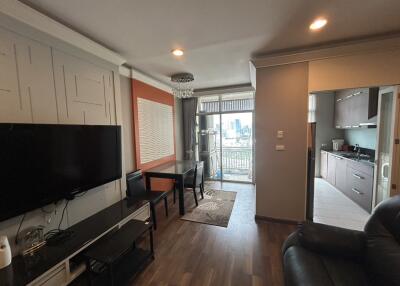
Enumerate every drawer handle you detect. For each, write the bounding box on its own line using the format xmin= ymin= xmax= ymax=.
xmin=353 ymin=174 xmax=364 ymax=180
xmin=352 ymin=188 xmax=363 ymax=195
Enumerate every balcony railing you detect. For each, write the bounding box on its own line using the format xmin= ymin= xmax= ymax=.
xmin=222 ymin=147 xmax=252 ymax=177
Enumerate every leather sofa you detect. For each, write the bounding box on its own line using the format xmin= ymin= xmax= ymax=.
xmin=282 ymin=195 xmax=400 ymax=286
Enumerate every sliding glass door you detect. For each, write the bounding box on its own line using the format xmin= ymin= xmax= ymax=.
xmin=196 ymin=93 xmax=254 ymax=183
xmin=221 ymin=113 xmax=253 ymax=182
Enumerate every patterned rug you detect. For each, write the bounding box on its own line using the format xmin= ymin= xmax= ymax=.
xmin=181 ymin=189 xmax=237 ymax=227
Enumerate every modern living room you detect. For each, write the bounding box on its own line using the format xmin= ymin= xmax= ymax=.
xmin=1 ymin=1 xmax=400 ymax=286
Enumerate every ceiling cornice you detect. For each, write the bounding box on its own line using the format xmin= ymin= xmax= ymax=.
xmin=119 ymin=66 xmax=173 ymax=94
xmin=0 ymin=0 xmax=126 ymax=66
xmin=252 ymin=35 xmax=400 ymax=68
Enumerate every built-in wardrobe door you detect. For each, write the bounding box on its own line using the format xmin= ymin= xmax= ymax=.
xmin=0 ymin=27 xmax=58 ymax=124
xmin=52 ymin=49 xmax=116 ymax=125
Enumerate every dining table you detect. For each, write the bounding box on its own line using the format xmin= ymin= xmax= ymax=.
xmin=144 ymin=160 xmax=199 ymax=215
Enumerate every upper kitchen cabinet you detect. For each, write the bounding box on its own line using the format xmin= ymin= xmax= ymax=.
xmin=334 ymin=87 xmax=379 ymax=129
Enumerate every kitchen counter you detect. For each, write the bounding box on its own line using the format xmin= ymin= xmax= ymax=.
xmin=322 ymin=150 xmax=375 ymax=168
xmin=320 ymin=150 xmax=374 ymax=212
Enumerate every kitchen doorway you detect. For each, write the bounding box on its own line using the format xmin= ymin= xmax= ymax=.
xmin=307 ymin=86 xmax=399 ymax=230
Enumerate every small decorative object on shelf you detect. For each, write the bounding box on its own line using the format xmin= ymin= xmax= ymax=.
xmin=171 ymin=72 xmax=194 ymax=98
xmin=19 ymin=226 xmax=46 ymax=256
xmin=0 ymin=236 xmax=12 ymax=269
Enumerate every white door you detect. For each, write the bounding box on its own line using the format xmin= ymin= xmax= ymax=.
xmin=374 ymin=86 xmax=400 ymax=206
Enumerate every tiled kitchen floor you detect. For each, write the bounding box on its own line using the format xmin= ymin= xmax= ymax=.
xmin=313 ymin=178 xmax=370 ymax=231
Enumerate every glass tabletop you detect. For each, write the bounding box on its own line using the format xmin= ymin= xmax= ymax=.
xmin=145 ymin=160 xmax=199 ymax=175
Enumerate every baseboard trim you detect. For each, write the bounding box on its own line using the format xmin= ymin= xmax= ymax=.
xmin=255 ymin=215 xmax=300 ymax=225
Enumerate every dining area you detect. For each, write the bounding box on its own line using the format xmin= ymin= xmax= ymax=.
xmin=125 ymin=160 xmax=205 ymax=229
xmin=126 ymin=82 xmax=237 ymax=230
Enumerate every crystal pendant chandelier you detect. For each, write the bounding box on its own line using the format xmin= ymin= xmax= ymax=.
xmin=171 ymin=73 xmax=194 ymax=98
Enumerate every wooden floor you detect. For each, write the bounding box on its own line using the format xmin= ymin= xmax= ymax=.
xmin=132 ymin=181 xmax=295 ymax=286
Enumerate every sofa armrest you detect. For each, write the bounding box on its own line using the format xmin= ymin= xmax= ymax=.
xmin=282 ymin=231 xmax=300 ymax=254
xmin=297 ymin=221 xmax=366 ymax=259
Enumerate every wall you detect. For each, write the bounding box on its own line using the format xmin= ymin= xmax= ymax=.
xmin=0 ymin=25 xmax=124 ymax=256
xmin=255 ymin=62 xmax=308 ymax=222
xmin=309 ymin=49 xmax=400 ymax=92
xmin=314 ymin=93 xmax=345 ymax=177
xmin=120 ymin=75 xmax=135 ymax=173
xmin=344 ymin=128 xmax=377 ymax=150
xmin=120 ymin=75 xmax=183 ymax=170
xmin=254 ymin=42 xmax=400 ymax=221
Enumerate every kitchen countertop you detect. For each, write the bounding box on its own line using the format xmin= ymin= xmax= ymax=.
xmin=322 ymin=150 xmax=375 ymax=168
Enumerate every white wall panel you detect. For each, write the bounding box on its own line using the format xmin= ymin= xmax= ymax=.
xmin=0 ymin=25 xmax=123 ymax=256
xmin=0 ymin=27 xmax=58 ymax=123
xmin=0 ymin=28 xmax=30 ymax=122
xmin=138 ymin=98 xmax=174 ymax=164
xmin=52 ymin=49 xmax=116 ymax=125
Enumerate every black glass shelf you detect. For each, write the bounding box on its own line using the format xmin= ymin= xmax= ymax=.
xmin=0 ymin=198 xmax=148 ymax=286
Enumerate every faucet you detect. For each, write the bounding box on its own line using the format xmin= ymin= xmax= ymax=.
xmin=354 ymin=144 xmax=361 ymax=160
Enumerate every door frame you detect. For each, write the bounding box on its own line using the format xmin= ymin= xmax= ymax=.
xmin=372 ymin=86 xmax=400 ymax=207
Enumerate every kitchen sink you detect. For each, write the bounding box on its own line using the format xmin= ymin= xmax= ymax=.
xmin=337 ymin=152 xmax=373 ymax=163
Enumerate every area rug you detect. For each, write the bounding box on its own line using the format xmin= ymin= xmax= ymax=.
xmin=181 ymin=189 xmax=237 ymax=227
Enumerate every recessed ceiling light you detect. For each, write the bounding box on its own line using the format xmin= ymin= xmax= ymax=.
xmin=309 ymin=18 xmax=327 ymax=30
xmin=172 ymin=49 xmax=184 ymax=56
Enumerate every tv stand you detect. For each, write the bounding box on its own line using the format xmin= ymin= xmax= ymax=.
xmin=83 ymin=220 xmax=154 ymax=285
xmin=0 ymin=198 xmax=150 ymax=286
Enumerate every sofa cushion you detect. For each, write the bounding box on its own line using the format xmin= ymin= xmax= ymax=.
xmin=284 ymin=246 xmax=369 ymax=286
xmin=284 ymin=246 xmax=334 ymax=286
xmin=320 ymin=254 xmax=370 ymax=286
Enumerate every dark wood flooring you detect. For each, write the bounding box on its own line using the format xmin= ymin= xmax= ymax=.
xmin=132 ymin=181 xmax=295 ymax=286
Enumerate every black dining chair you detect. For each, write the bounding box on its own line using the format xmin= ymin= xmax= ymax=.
xmin=126 ymin=170 xmax=168 ymax=230
xmin=173 ymin=162 xmax=205 ymax=206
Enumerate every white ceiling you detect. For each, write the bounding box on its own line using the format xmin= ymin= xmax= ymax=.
xmin=20 ymin=0 xmax=400 ymax=89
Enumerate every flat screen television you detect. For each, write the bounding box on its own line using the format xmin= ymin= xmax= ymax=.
xmin=0 ymin=123 xmax=122 ymax=222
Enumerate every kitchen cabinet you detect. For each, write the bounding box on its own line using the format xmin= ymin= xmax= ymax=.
xmin=346 ymin=166 xmax=373 ymax=212
xmin=320 ymin=151 xmax=328 ymax=179
xmin=334 ymin=88 xmax=379 ymax=129
xmin=323 ymin=151 xmax=374 ymax=213
xmin=335 ymin=156 xmax=347 ymax=191
xmin=327 ymin=153 xmax=336 ymax=185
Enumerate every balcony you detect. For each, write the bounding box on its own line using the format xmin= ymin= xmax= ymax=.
xmin=205 ymin=146 xmax=253 ymax=182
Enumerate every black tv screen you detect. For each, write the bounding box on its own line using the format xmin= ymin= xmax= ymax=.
xmin=0 ymin=123 xmax=122 ymax=222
